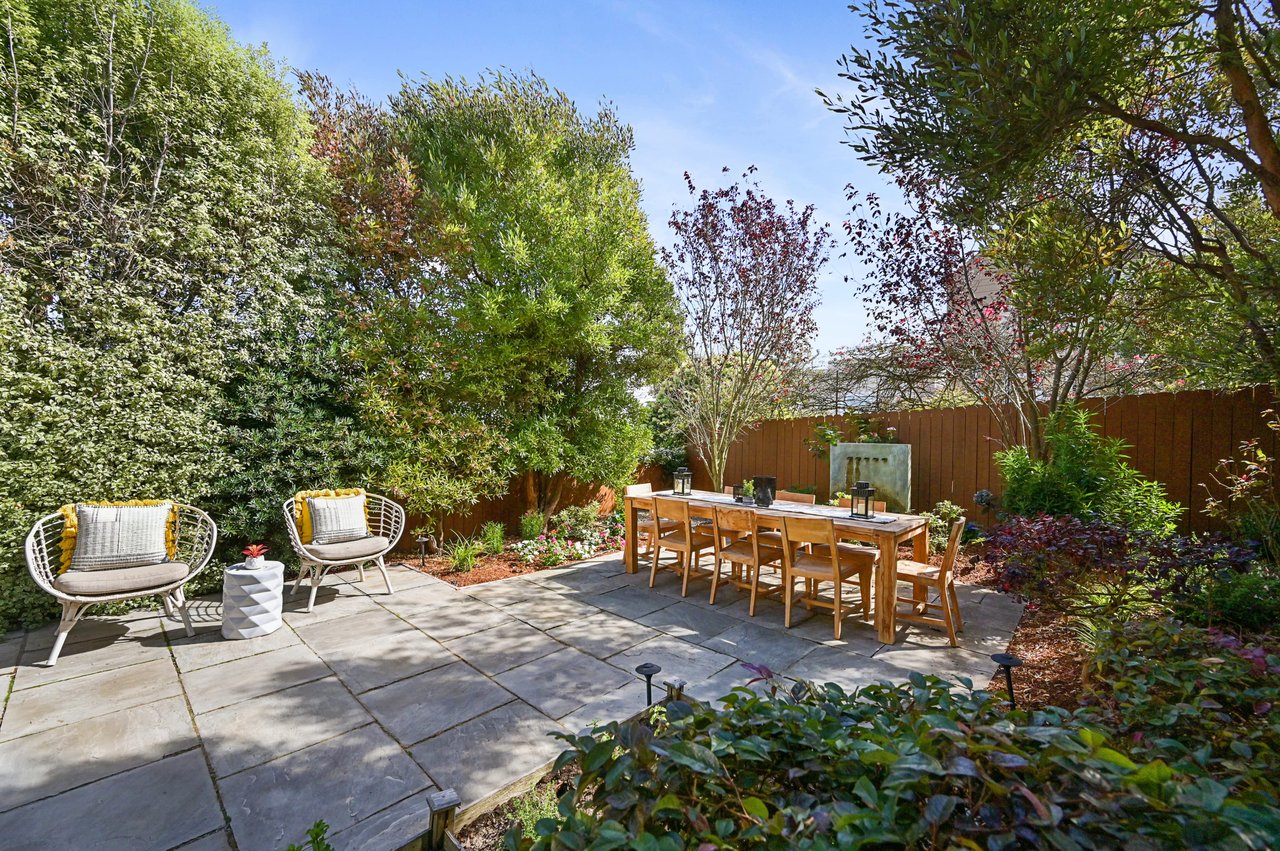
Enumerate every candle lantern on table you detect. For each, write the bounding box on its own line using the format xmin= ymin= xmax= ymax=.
xmin=731 ymin=484 xmax=746 ymax=503
xmin=673 ymin=467 xmax=693 ymax=496
xmin=850 ymin=480 xmax=877 ymax=519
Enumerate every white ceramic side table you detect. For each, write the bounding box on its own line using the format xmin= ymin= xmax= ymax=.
xmin=222 ymin=560 xmax=285 ymax=639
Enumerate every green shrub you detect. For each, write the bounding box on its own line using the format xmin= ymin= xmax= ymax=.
xmin=510 ymin=621 xmax=1280 ymax=849
xmin=509 ymin=783 xmax=559 ymax=841
xmin=996 ymin=403 xmax=1183 ymax=534
xmin=1178 ymin=568 xmax=1280 ymax=633
xmin=446 ymin=535 xmax=485 ymax=572
xmin=479 ymin=521 xmax=506 ymax=555
xmin=920 ymin=499 xmax=965 ymax=554
xmin=286 ymin=821 xmax=334 ymax=851
xmin=519 ymin=511 xmax=545 ymax=540
xmin=549 ymin=501 xmax=601 ymax=541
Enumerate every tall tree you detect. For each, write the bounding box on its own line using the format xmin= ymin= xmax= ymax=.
xmin=664 ymin=169 xmax=831 ymax=490
xmin=845 ymin=176 xmax=1166 ymax=457
xmin=822 ymin=0 xmax=1280 ymax=386
xmin=391 ymin=72 xmax=681 ymax=518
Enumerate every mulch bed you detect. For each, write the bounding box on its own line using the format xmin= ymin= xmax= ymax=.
xmin=401 ymin=549 xmax=540 ymax=587
xmin=457 ymin=767 xmax=578 ymax=850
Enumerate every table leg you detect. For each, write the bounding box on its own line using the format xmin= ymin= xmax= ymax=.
xmin=624 ymin=497 xmax=638 ymax=574
xmin=877 ymin=534 xmax=899 ymax=644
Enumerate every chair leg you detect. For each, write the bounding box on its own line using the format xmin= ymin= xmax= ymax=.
xmin=357 ymin=563 xmax=367 ymax=583
xmin=375 ymin=556 xmax=395 ymax=595
xmin=680 ymin=550 xmax=691 ymax=597
xmin=46 ymin=602 xmax=86 ymax=666
xmin=948 ymin=583 xmax=964 ymax=632
xmin=292 ymin=563 xmax=310 ymax=593
xmin=307 ymin=565 xmax=331 ymax=613
xmin=748 ymin=564 xmax=761 ymax=617
xmin=173 ymin=587 xmax=195 ymax=638
xmin=161 ymin=595 xmax=174 ymax=618
xmin=940 ymin=582 xmax=958 ymax=647
xmin=784 ymin=571 xmax=794 ymax=628
xmin=709 ymin=558 xmax=721 ymax=604
xmin=833 ymin=578 xmax=843 ymax=641
xmin=861 ymin=570 xmax=871 ymax=619
xmin=649 ymin=543 xmax=661 ymax=588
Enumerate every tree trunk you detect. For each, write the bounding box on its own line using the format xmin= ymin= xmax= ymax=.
xmin=530 ymin=472 xmax=565 ymax=524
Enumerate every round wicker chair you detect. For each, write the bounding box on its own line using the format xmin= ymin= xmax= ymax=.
xmin=25 ymin=503 xmax=218 ymax=666
xmin=282 ymin=492 xmax=405 ymax=613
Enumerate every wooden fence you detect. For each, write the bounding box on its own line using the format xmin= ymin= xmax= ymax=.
xmin=688 ymin=386 xmax=1278 ymax=534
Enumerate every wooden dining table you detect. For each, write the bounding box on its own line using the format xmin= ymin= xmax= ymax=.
xmin=623 ymin=489 xmax=930 ymax=644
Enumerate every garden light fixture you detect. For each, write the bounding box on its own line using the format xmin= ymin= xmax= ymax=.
xmin=991 ymin=652 xmax=1023 ymax=709
xmin=635 ymin=662 xmax=662 ymax=704
xmin=673 ymin=467 xmax=693 ymax=496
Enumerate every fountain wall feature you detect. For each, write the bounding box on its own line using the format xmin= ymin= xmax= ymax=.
xmin=828 ymin=443 xmax=912 ymax=512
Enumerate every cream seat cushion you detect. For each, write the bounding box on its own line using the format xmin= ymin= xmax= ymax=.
xmin=304 ymin=535 xmax=390 ymax=562
xmin=54 ymin=561 xmax=189 ymax=596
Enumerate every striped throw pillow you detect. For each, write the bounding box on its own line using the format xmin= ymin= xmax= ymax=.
xmin=307 ymin=494 xmax=370 ymax=545
xmin=70 ymin=502 xmax=173 ymax=571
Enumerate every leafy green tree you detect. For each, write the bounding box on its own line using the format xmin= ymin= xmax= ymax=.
xmin=391 ymin=72 xmax=680 ymax=518
xmin=824 ymin=0 xmax=1280 ymax=386
xmin=0 ymin=0 xmax=334 ymax=627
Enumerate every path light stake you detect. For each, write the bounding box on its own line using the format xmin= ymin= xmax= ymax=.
xmin=635 ymin=662 xmax=662 ymax=704
xmin=991 ymin=653 xmax=1023 ymax=710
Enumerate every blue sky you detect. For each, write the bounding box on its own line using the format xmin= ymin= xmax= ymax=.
xmin=208 ymin=0 xmax=895 ymax=355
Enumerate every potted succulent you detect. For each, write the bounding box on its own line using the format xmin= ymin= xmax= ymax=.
xmin=242 ymin=543 xmax=269 ymax=570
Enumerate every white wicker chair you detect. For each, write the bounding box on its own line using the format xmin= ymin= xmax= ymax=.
xmin=282 ymin=492 xmax=405 ymax=612
xmin=25 ymin=503 xmax=218 ymax=665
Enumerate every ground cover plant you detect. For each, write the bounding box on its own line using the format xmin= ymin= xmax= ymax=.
xmin=510 ymin=620 xmax=1280 ymax=849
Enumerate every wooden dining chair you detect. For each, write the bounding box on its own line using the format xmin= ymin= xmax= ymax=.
xmin=650 ymin=496 xmax=716 ymax=596
xmin=780 ymin=515 xmax=874 ymax=640
xmin=625 ymin=483 xmax=676 ymax=558
xmin=775 ymin=490 xmax=817 ymax=504
xmin=894 ymin=518 xmax=966 ymax=646
xmin=709 ymin=505 xmax=784 ymax=613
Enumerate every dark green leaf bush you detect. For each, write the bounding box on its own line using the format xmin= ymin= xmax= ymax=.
xmin=996 ymin=404 xmax=1183 ymax=534
xmin=511 ymin=621 xmax=1280 ymax=849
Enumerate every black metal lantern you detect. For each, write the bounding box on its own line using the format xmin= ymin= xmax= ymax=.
xmin=673 ymin=467 xmax=693 ymax=496
xmin=752 ymin=475 xmax=776 ymax=507
xmin=850 ymin=480 xmax=877 ymax=518
xmin=731 ymin=483 xmax=746 ymax=503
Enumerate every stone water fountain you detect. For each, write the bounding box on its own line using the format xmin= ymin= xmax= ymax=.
xmin=828 ymin=442 xmax=912 ymax=512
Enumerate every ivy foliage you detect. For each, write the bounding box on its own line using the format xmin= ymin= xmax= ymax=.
xmin=512 ymin=621 xmax=1280 ymax=849
xmin=0 ymin=0 xmax=353 ymax=626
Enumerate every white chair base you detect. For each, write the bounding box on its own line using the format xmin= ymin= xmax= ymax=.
xmin=292 ymin=556 xmax=394 ymax=612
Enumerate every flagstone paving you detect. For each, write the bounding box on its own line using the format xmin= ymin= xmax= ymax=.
xmin=0 ymin=554 xmax=1023 ymax=850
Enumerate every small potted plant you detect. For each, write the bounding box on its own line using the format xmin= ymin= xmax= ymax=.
xmin=242 ymin=543 xmax=269 ymax=570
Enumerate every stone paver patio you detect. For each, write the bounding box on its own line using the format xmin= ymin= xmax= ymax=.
xmin=0 ymin=554 xmax=1023 ymax=850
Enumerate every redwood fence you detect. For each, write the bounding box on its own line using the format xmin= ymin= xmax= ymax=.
xmin=688 ymin=386 xmax=1277 ymax=534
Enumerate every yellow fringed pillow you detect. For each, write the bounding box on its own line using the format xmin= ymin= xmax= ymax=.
xmin=57 ymin=500 xmax=179 ymax=574
xmin=295 ymin=488 xmax=369 ymax=544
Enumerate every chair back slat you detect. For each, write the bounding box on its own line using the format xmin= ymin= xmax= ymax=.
xmin=653 ymin=496 xmax=690 ymax=523
xmin=776 ymin=490 xmax=816 ymax=505
xmin=938 ymin=518 xmax=966 ymax=583
xmin=624 ymin=483 xmax=653 ymax=497
xmin=781 ymin=515 xmax=836 ymax=547
xmin=714 ymin=505 xmax=757 ymax=536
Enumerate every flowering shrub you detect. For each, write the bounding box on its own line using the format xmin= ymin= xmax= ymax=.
xmin=511 ymin=530 xmax=616 ymax=567
xmin=507 ymin=621 xmax=1280 ymax=849
xmin=985 ymin=514 xmax=1255 ymax=624
xmin=1205 ymin=411 xmax=1280 ymax=566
